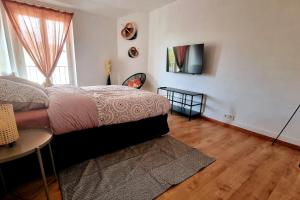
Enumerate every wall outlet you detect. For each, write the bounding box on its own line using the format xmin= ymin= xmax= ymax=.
xmin=224 ymin=114 xmax=235 ymax=121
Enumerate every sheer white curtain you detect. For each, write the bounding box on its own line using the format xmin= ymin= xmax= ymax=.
xmin=0 ymin=6 xmax=12 ymax=75
xmin=0 ymin=3 xmax=31 ymax=78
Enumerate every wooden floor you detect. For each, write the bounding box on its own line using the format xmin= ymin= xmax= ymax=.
xmin=4 ymin=114 xmax=300 ymax=200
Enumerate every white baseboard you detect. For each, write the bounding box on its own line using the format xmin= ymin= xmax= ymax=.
xmin=233 ymin=120 xmax=300 ymax=146
xmin=203 ymin=114 xmax=300 ymax=147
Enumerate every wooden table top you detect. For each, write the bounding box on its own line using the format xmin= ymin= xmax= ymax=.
xmin=0 ymin=129 xmax=52 ymax=164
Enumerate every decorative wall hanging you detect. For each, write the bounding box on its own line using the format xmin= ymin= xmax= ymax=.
xmin=104 ymin=59 xmax=112 ymax=85
xmin=128 ymin=47 xmax=139 ymax=58
xmin=121 ymin=22 xmax=138 ymax=40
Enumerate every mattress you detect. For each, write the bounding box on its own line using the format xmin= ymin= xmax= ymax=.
xmin=14 ymin=109 xmax=50 ymax=129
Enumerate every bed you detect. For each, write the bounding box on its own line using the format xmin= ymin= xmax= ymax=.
xmin=45 ymin=85 xmax=170 ymax=134
xmin=1 ymin=77 xmax=171 ymax=190
xmin=13 ymin=85 xmax=171 ymax=168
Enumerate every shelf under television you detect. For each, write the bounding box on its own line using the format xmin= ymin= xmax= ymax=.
xmin=163 ymin=96 xmax=202 ymax=107
xmin=157 ymin=87 xmax=204 ymax=120
xmin=171 ymin=105 xmax=201 ymax=117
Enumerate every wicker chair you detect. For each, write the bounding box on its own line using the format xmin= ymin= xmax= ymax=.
xmin=122 ymin=73 xmax=146 ymax=89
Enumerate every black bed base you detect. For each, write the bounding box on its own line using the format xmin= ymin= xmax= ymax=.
xmin=52 ymin=114 xmax=169 ymax=169
xmin=0 ymin=114 xmax=169 ymax=192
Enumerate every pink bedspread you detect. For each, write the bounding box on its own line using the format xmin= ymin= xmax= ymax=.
xmin=46 ymin=85 xmax=170 ymax=135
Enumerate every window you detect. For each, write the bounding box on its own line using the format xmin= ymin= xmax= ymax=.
xmin=24 ymin=44 xmax=71 ymax=85
xmin=167 ymin=48 xmax=176 ymax=72
xmin=18 ymin=15 xmax=75 ymax=85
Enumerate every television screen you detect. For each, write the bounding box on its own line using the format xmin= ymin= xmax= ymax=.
xmin=166 ymin=43 xmax=204 ymax=74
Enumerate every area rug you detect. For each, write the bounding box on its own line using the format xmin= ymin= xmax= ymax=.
xmin=58 ymin=135 xmax=215 ymax=200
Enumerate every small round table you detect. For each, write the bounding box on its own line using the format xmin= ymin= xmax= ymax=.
xmin=0 ymin=129 xmax=57 ymax=200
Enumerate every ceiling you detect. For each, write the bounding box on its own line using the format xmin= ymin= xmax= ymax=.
xmin=36 ymin=0 xmax=175 ymax=18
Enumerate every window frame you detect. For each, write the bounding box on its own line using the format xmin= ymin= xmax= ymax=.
xmin=1 ymin=7 xmax=76 ymax=85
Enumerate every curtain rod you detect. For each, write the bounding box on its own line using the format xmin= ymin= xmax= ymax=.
xmin=2 ymin=0 xmax=74 ymax=15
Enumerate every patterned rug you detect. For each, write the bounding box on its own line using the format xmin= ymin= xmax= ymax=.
xmin=59 ymin=135 xmax=215 ymax=200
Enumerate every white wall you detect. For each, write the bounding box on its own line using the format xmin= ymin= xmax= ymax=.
xmin=73 ymin=11 xmax=117 ymax=86
xmin=148 ymin=0 xmax=300 ymax=145
xmin=114 ymin=12 xmax=148 ymax=85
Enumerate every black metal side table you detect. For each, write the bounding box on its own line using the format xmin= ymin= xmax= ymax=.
xmin=157 ymin=87 xmax=204 ymax=120
xmin=0 ymin=128 xmax=57 ymax=200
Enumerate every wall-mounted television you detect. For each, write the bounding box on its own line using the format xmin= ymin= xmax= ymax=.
xmin=166 ymin=43 xmax=204 ymax=74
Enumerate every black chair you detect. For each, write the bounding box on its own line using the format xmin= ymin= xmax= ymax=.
xmin=122 ymin=73 xmax=146 ymax=89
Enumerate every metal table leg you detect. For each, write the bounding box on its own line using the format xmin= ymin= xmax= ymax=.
xmin=181 ymin=94 xmax=184 ymax=110
xmin=171 ymin=92 xmax=174 ymax=114
xmin=36 ymin=148 xmax=50 ymax=200
xmin=200 ymin=94 xmax=204 ymax=117
xmin=189 ymin=96 xmax=194 ymax=121
xmin=0 ymin=167 xmax=7 ymax=194
xmin=48 ymin=143 xmax=57 ymax=179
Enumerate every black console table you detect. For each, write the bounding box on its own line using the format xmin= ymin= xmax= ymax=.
xmin=157 ymin=87 xmax=204 ymax=120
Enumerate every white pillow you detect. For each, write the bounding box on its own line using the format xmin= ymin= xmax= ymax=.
xmin=0 ymin=74 xmax=45 ymax=91
xmin=0 ymin=78 xmax=49 ymax=111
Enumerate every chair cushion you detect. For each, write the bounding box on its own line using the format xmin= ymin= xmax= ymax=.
xmin=127 ymin=79 xmax=142 ymax=88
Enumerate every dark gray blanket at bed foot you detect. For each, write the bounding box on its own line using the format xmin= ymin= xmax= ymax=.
xmin=58 ymin=135 xmax=215 ymax=200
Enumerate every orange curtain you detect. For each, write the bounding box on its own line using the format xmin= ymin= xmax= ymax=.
xmin=2 ymin=0 xmax=73 ymax=86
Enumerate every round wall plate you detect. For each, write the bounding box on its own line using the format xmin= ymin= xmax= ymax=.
xmin=128 ymin=47 xmax=139 ymax=58
xmin=121 ymin=22 xmax=138 ymax=40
